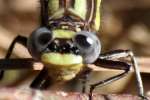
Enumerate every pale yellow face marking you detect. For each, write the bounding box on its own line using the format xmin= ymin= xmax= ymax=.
xmin=52 ymin=29 xmax=76 ymax=38
xmin=41 ymin=53 xmax=83 ymax=66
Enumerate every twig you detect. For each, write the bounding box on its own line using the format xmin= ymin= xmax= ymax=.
xmin=0 ymin=88 xmax=148 ymax=100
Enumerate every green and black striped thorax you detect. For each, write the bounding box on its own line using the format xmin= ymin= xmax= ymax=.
xmin=41 ymin=0 xmax=101 ymax=32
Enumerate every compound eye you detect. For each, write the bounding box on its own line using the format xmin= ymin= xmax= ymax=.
xmin=73 ymin=31 xmax=101 ymax=64
xmin=27 ymin=27 xmax=53 ymax=59
xmin=75 ymin=34 xmax=94 ymax=49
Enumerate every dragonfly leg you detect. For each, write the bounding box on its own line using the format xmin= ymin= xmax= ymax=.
xmin=89 ymin=59 xmax=130 ymax=100
xmin=90 ymin=49 xmax=148 ymax=100
xmin=0 ymin=35 xmax=27 ymax=80
xmin=30 ymin=68 xmax=51 ymax=89
xmin=99 ymin=50 xmax=147 ymax=99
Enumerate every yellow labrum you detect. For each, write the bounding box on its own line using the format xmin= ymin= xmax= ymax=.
xmin=53 ymin=29 xmax=75 ymax=38
xmin=41 ymin=53 xmax=84 ymax=81
xmin=41 ymin=53 xmax=83 ymax=66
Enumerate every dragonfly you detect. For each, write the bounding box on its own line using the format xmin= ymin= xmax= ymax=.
xmin=0 ymin=0 xmax=148 ymax=100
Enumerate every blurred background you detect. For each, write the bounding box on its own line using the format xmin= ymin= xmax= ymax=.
xmin=0 ymin=0 xmax=150 ymax=97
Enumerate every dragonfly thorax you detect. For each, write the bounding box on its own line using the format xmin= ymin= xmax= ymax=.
xmin=48 ymin=0 xmax=101 ymax=32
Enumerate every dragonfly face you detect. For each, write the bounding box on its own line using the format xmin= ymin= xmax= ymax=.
xmin=27 ymin=0 xmax=101 ymax=81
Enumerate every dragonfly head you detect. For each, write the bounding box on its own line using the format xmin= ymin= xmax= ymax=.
xmin=27 ymin=27 xmax=101 ymax=65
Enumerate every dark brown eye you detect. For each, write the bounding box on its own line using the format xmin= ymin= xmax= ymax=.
xmin=38 ymin=32 xmax=52 ymax=45
xmin=27 ymin=27 xmax=53 ymax=59
xmin=75 ymin=34 xmax=94 ymax=48
xmin=73 ymin=31 xmax=101 ymax=64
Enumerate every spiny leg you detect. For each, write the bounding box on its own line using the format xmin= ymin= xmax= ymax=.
xmin=89 ymin=59 xmax=130 ymax=100
xmin=99 ymin=50 xmax=147 ymax=99
xmin=30 ymin=68 xmax=51 ymax=90
xmin=0 ymin=36 xmax=27 ymax=79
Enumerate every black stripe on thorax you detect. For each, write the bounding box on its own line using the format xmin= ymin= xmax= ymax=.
xmin=59 ymin=0 xmax=65 ymax=8
xmin=70 ymin=0 xmax=75 ymax=8
xmin=59 ymin=0 xmax=75 ymax=8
